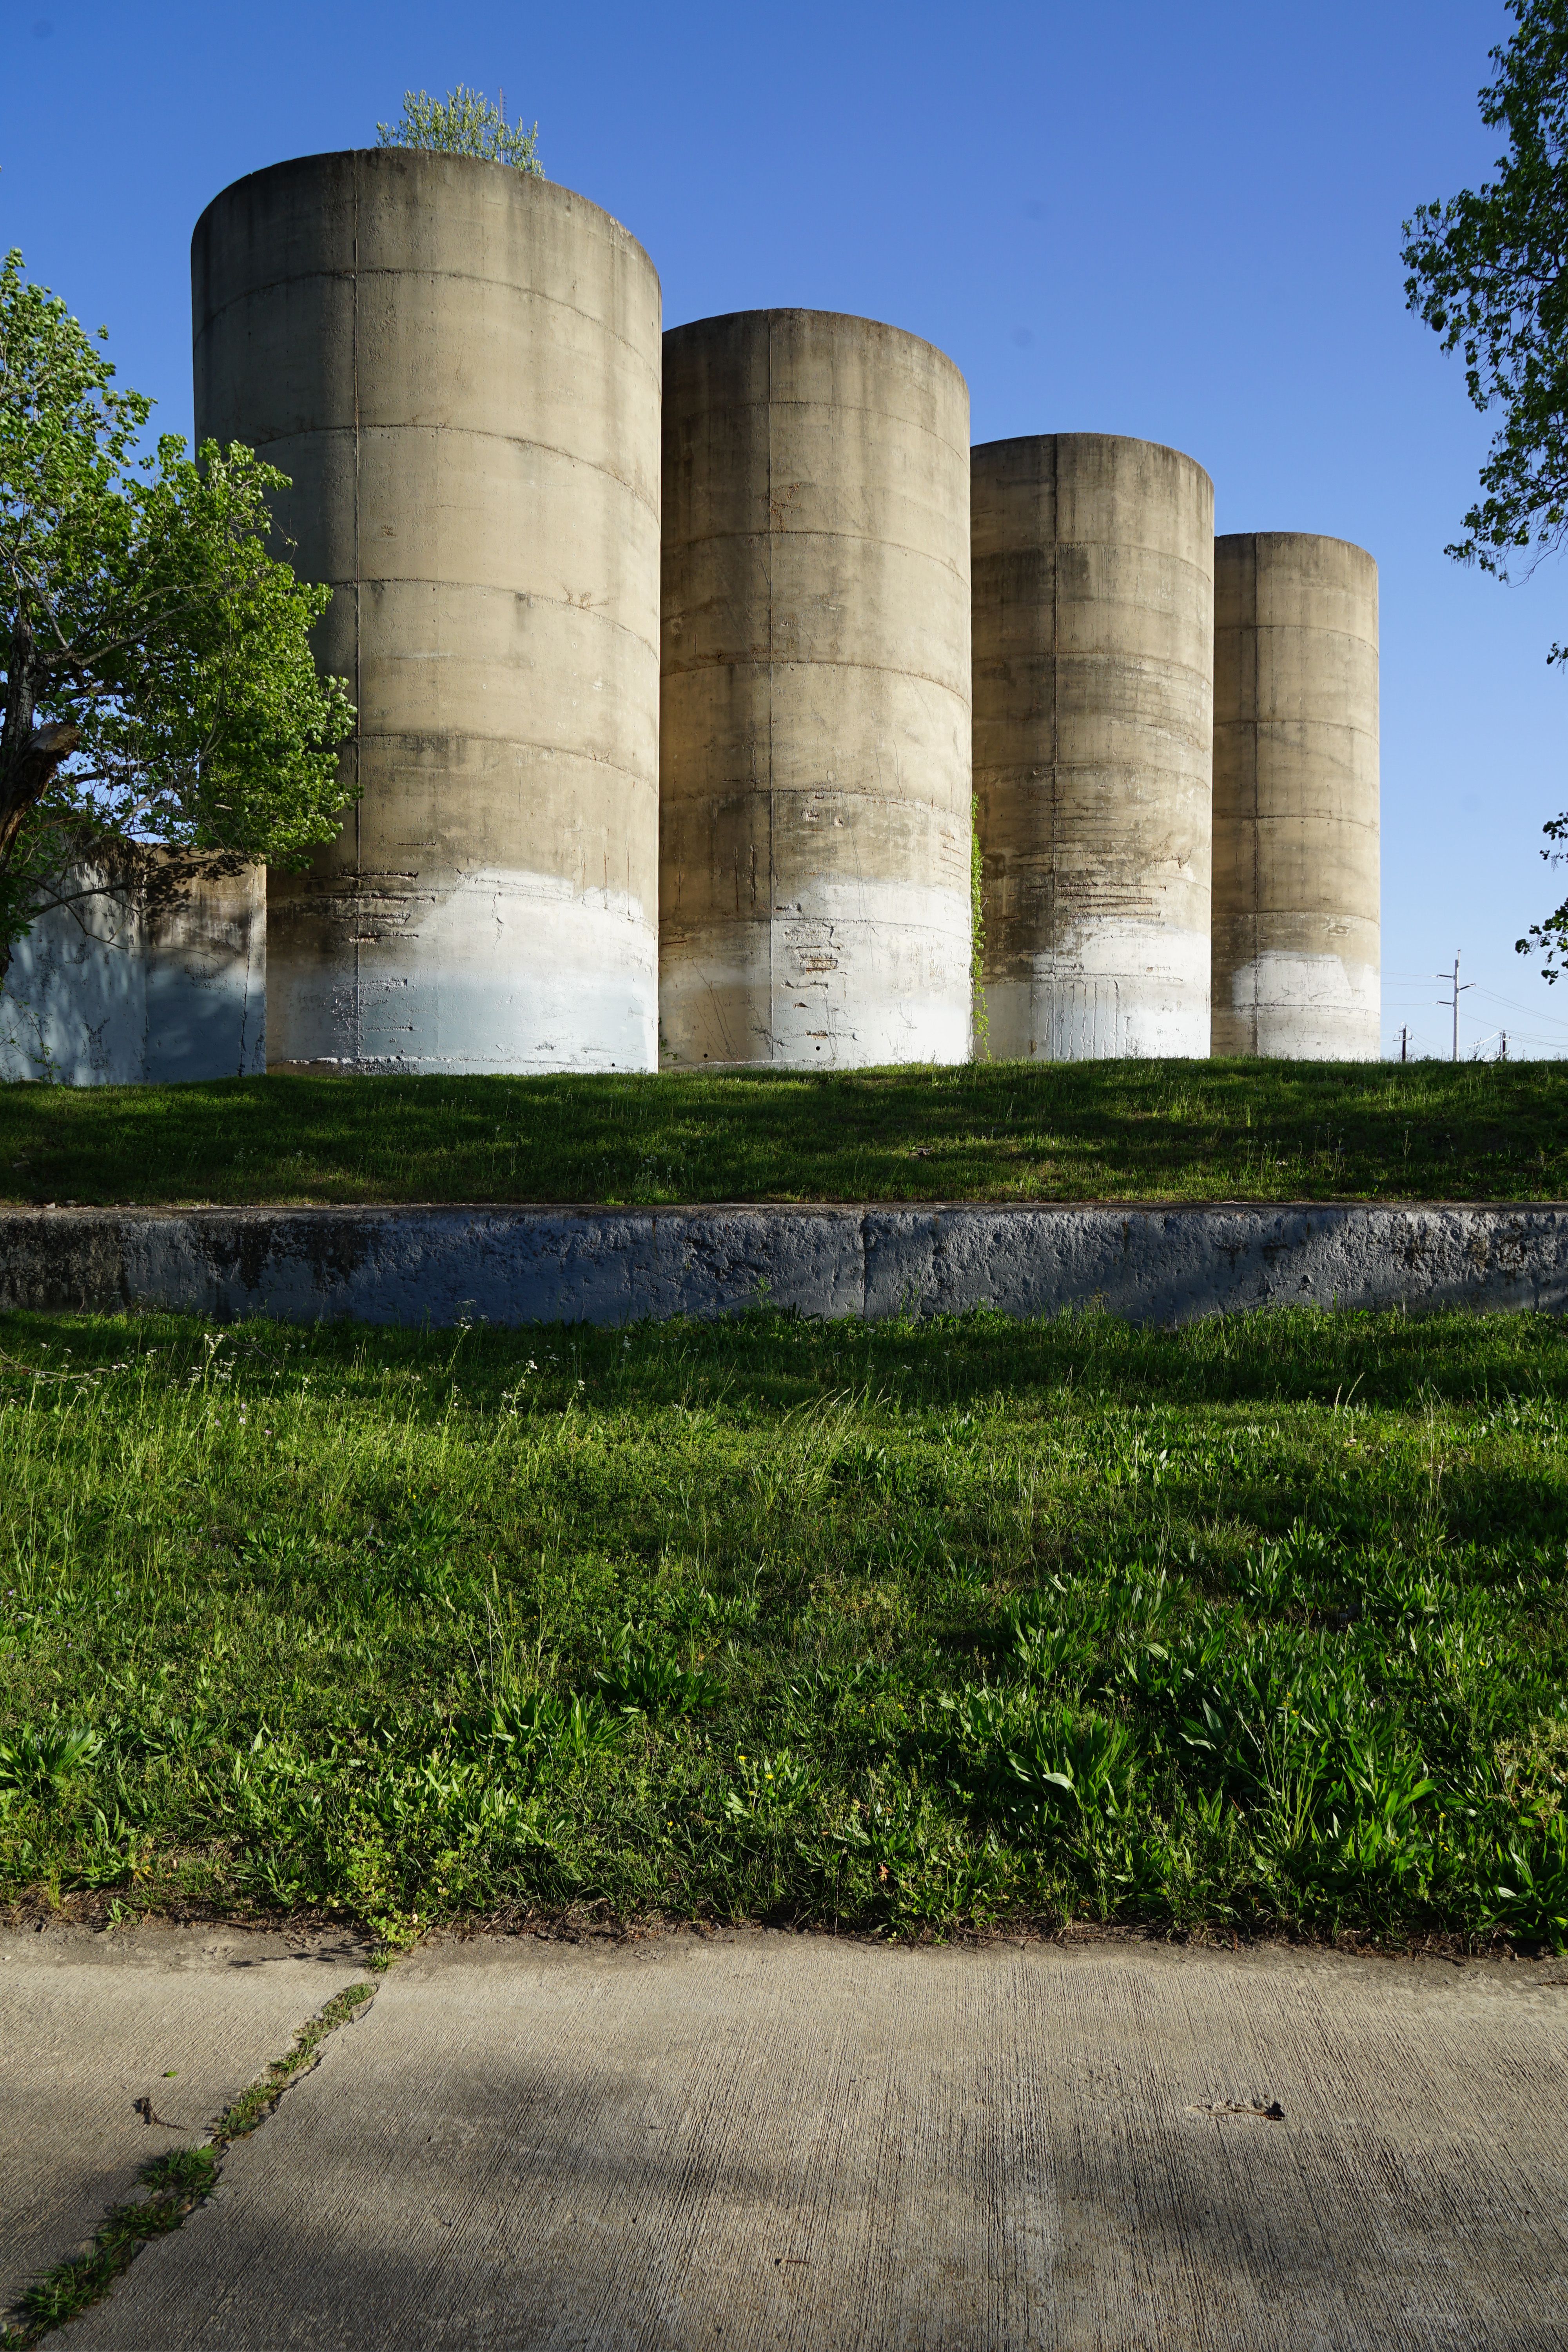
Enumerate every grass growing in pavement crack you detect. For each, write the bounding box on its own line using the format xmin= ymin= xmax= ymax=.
xmin=1 ymin=1984 xmax=374 ymax=2347
xmin=2 ymin=1305 xmax=1566 ymax=1950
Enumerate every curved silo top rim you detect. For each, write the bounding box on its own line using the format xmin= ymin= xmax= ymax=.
xmin=190 ymin=148 xmax=659 ymax=287
xmin=1216 ymin=528 xmax=1376 ymax=566
xmin=971 ymin=430 xmax=1213 ymax=495
xmin=664 ymin=306 xmax=968 ymax=392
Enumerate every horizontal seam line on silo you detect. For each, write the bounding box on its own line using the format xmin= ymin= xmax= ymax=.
xmin=668 ymin=528 xmax=970 ymax=583
xmin=985 ymin=542 xmax=1214 ymax=574
xmin=668 ymin=310 xmax=969 ymax=369
xmin=785 ymin=919 xmax=973 ymax=940
xmin=1232 ymin=624 xmax=1379 ymax=648
xmin=346 ymin=732 xmax=657 ymax=778
xmin=318 ymin=583 xmax=660 ymax=654
xmin=974 ymin=734 xmax=1214 ymax=762
xmin=975 ymin=779 xmax=1212 ymax=798
xmin=1231 ymin=723 xmax=1378 ymax=744
xmin=659 ymin=653 xmax=972 ymax=699
xmin=196 ymin=273 xmax=663 ymax=373
xmin=664 ymin=787 xmax=971 ymax=813
xmin=670 ymin=397 xmax=971 ymax=465
xmin=1035 ymin=650 xmax=1216 ymax=686
xmin=242 ymin=425 xmax=662 ymax=525
xmin=1232 ymin=814 xmax=1382 ymax=833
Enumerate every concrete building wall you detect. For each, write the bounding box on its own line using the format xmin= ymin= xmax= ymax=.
xmin=145 ymin=862 xmax=267 ymax=1082
xmin=660 ymin=309 xmax=972 ymax=1067
xmin=972 ymin=434 xmax=1214 ymax=1060
xmin=0 ymin=860 xmax=264 ymax=1085
xmin=192 ymin=149 xmax=662 ymax=1074
xmin=1212 ymin=533 xmax=1379 ymax=1060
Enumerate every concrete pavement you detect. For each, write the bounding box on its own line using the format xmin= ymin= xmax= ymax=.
xmin=2 ymin=1926 xmax=1560 ymax=2348
xmin=0 ymin=1924 xmax=371 ymax=2316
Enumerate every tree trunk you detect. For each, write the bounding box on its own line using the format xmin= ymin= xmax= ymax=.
xmin=1 ymin=613 xmax=80 ymax=878
xmin=0 ymin=719 xmax=81 ymax=863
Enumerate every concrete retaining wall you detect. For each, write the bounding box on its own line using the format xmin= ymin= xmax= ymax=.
xmin=0 ymin=861 xmax=264 ymax=1086
xmin=0 ymin=1202 xmax=1563 ymax=1328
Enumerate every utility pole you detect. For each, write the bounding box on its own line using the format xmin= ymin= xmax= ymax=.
xmin=1400 ymin=1025 xmax=1408 ymax=1063
xmin=1500 ymin=1031 xmax=1508 ymax=1062
xmin=1436 ymin=951 xmax=1474 ymax=1063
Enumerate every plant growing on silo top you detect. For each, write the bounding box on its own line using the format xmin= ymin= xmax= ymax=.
xmin=376 ymin=86 xmax=543 ymax=174
xmin=0 ymin=249 xmax=356 ymax=991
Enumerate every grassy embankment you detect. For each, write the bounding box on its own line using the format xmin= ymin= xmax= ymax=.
xmin=0 ymin=1058 xmax=1564 ymax=1206
xmin=2 ymin=1305 xmax=1564 ymax=1947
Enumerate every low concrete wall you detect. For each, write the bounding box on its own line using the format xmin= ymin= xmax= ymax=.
xmin=0 ymin=1202 xmax=1564 ymax=1327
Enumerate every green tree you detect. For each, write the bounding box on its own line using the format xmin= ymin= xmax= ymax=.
xmin=1402 ymin=0 xmax=1568 ymax=977
xmin=0 ymin=249 xmax=355 ymax=989
xmin=376 ymin=86 xmax=543 ymax=174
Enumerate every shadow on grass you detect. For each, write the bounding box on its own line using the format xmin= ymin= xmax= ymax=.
xmin=1 ymin=1060 xmax=1564 ymax=1209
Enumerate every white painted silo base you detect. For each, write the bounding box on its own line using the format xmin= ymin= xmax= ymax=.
xmin=983 ymin=921 xmax=1210 ymax=1060
xmin=1221 ymin=951 xmax=1380 ymax=1062
xmin=662 ymin=875 xmax=972 ymax=1068
xmin=269 ymin=871 xmax=656 ymax=1074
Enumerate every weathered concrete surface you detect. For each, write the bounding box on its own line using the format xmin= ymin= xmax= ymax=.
xmin=973 ymin=435 xmax=1214 ymax=1062
xmin=0 ymin=1201 xmax=1564 ymax=1327
xmin=1212 ymin=535 xmax=1380 ymax=1061
xmin=194 ymin=151 xmax=662 ymax=1076
xmin=660 ymin=310 xmax=973 ymax=1069
xmin=0 ymin=1924 xmax=370 ymax=2315
xmin=143 ymin=863 xmax=267 ymax=1085
xmin=0 ymin=859 xmax=264 ymax=1086
xmin=69 ymin=1932 xmax=1568 ymax=2349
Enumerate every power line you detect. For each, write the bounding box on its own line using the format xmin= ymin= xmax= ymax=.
xmin=1470 ymin=982 xmax=1568 ymax=1029
xmin=1387 ymin=977 xmax=1568 ymax=1031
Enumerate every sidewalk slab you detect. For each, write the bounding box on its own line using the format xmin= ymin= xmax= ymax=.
xmin=67 ymin=1930 xmax=1568 ymax=2350
xmin=0 ymin=1924 xmax=370 ymax=2315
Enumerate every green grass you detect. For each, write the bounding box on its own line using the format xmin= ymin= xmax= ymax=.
xmin=2 ymin=1306 xmax=1565 ymax=1950
xmin=0 ymin=1058 xmax=1564 ymax=1207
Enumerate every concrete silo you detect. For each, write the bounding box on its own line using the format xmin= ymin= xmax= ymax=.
xmin=192 ymin=150 xmax=662 ymax=1073
xmin=659 ymin=309 xmax=972 ymax=1066
xmin=1212 ymin=534 xmax=1379 ymax=1059
xmin=972 ymin=434 xmax=1214 ymax=1059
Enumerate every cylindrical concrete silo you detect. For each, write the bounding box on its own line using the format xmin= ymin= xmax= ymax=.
xmin=1212 ymin=534 xmax=1379 ymax=1059
xmin=972 ymin=434 xmax=1214 ymax=1059
xmin=192 ymin=150 xmax=662 ymax=1073
xmin=660 ymin=309 xmax=972 ymax=1067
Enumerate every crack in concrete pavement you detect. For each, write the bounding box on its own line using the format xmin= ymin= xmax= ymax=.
xmin=1 ymin=1926 xmax=377 ymax=2343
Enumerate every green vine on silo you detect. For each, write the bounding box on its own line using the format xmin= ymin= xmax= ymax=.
xmin=971 ymin=795 xmax=990 ymax=1061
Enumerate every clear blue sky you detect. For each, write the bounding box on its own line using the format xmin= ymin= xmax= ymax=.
xmin=4 ymin=0 xmax=1564 ymax=1060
